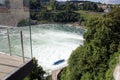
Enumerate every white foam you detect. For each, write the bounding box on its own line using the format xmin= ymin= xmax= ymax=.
xmin=0 ymin=24 xmax=84 ymax=71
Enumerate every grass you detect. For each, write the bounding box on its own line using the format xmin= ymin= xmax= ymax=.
xmin=75 ymin=10 xmax=103 ymax=20
xmin=46 ymin=5 xmax=52 ymax=11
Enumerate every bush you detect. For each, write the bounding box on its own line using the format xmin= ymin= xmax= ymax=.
xmin=17 ymin=19 xmax=29 ymax=27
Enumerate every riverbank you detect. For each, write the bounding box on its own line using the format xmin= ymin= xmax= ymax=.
xmin=30 ymin=20 xmax=86 ymax=30
xmin=0 ymin=20 xmax=86 ymax=30
xmin=66 ymin=22 xmax=86 ymax=30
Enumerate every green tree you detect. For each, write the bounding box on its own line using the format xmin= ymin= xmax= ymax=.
xmin=50 ymin=0 xmax=55 ymax=10
xmin=58 ymin=8 xmax=120 ymax=80
xmin=29 ymin=58 xmax=46 ymax=80
xmin=79 ymin=1 xmax=103 ymax=12
xmin=30 ymin=0 xmax=41 ymax=10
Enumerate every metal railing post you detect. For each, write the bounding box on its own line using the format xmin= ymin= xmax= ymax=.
xmin=29 ymin=25 xmax=33 ymax=58
xmin=29 ymin=1 xmax=33 ymax=58
xmin=7 ymin=28 xmax=12 ymax=56
xmin=20 ymin=31 xmax=25 ymax=63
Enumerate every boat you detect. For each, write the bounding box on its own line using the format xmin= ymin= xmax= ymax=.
xmin=53 ymin=59 xmax=65 ymax=65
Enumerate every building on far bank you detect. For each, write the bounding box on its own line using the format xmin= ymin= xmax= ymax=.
xmin=104 ymin=7 xmax=112 ymax=13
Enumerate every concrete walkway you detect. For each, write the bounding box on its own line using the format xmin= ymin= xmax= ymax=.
xmin=52 ymin=65 xmax=67 ymax=80
xmin=52 ymin=69 xmax=62 ymax=80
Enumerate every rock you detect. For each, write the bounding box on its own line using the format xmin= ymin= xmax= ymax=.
xmin=113 ymin=64 xmax=120 ymax=80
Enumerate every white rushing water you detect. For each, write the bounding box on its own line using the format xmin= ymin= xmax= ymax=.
xmin=0 ymin=24 xmax=85 ymax=71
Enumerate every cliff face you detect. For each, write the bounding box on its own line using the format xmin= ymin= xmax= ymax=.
xmin=113 ymin=64 xmax=120 ymax=80
xmin=0 ymin=0 xmax=29 ymax=27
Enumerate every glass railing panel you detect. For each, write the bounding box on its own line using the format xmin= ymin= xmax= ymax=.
xmin=0 ymin=0 xmax=31 ymax=58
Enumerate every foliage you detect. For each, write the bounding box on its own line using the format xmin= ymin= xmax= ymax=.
xmin=75 ymin=10 xmax=102 ymax=26
xmin=58 ymin=8 xmax=120 ymax=80
xmin=17 ymin=19 xmax=29 ymax=27
xmin=30 ymin=0 xmax=41 ymax=10
xmin=50 ymin=0 xmax=55 ymax=10
xmin=46 ymin=76 xmax=52 ymax=80
xmin=24 ymin=58 xmax=46 ymax=80
xmin=79 ymin=1 xmax=103 ymax=12
xmin=58 ymin=67 xmax=70 ymax=80
xmin=56 ymin=3 xmax=66 ymax=10
xmin=29 ymin=58 xmax=46 ymax=80
xmin=30 ymin=0 xmax=82 ymax=23
xmin=29 ymin=0 xmax=103 ymax=24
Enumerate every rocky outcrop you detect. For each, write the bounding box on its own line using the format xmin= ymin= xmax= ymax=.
xmin=113 ymin=64 xmax=120 ymax=80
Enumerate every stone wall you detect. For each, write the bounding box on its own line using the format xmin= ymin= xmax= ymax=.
xmin=0 ymin=0 xmax=29 ymax=27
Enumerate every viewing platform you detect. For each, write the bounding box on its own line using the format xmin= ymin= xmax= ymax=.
xmin=0 ymin=52 xmax=34 ymax=80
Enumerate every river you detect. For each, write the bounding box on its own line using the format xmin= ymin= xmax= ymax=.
xmin=0 ymin=24 xmax=85 ymax=71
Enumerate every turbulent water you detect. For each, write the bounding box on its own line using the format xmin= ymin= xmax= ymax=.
xmin=0 ymin=24 xmax=85 ymax=71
